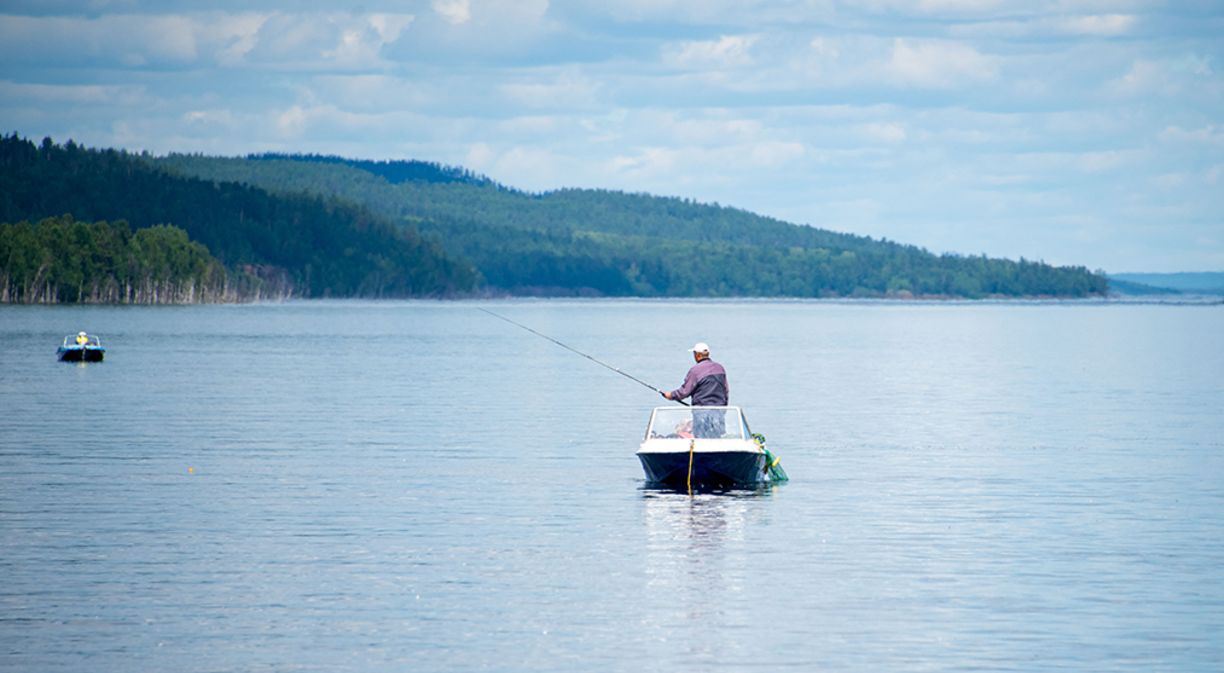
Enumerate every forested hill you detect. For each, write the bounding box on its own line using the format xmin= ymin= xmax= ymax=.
xmin=249 ymin=153 xmax=496 ymax=188
xmin=0 ymin=136 xmax=476 ymax=299
xmin=158 ymin=154 xmax=1108 ymax=298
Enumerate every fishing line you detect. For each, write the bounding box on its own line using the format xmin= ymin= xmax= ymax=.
xmin=476 ymin=307 xmax=689 ymax=406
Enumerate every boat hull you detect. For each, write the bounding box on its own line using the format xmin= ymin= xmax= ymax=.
xmin=57 ymin=347 xmax=105 ymax=362
xmin=637 ymin=450 xmax=768 ymax=489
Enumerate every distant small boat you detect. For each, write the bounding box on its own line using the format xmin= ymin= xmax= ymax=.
xmin=636 ymin=406 xmax=787 ymax=490
xmin=57 ymin=332 xmax=106 ymax=362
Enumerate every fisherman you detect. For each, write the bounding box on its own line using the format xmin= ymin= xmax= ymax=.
xmin=75 ymin=331 xmax=88 ymax=346
xmin=662 ymin=342 xmax=729 ymax=438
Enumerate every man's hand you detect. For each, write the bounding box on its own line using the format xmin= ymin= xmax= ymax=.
xmin=661 ymin=391 xmax=672 ymax=400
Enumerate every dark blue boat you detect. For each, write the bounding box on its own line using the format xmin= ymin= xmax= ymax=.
xmin=636 ymin=406 xmax=786 ymax=490
xmin=57 ymin=332 xmax=106 ymax=362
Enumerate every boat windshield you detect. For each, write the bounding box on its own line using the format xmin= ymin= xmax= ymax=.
xmin=62 ymin=335 xmax=101 ymax=347
xmin=646 ymin=406 xmax=748 ymax=440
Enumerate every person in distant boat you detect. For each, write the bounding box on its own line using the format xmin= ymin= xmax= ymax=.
xmin=662 ymin=342 xmax=729 ymax=438
xmin=75 ymin=332 xmax=88 ymax=346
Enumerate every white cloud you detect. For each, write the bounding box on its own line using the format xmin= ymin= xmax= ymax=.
xmin=497 ymin=115 xmax=561 ymax=135
xmin=380 ymin=0 xmax=552 ymax=64
xmin=465 ymin=142 xmax=495 ymax=170
xmin=950 ymin=13 xmax=1138 ymax=38
xmin=600 ymin=137 xmax=807 ymax=195
xmin=1059 ymin=150 xmax=1136 ymax=173
xmin=1152 ymin=173 xmax=1186 ymax=189
xmin=432 ymin=0 xmax=471 ymax=26
xmin=997 ymin=148 xmax=1137 ymax=176
xmin=215 ymin=14 xmax=265 ymax=66
xmin=978 ymin=172 xmax=1032 ymax=186
xmin=500 ymin=70 xmax=601 ymax=109
xmin=859 ymin=122 xmax=907 ymax=143
xmin=571 ymin=0 xmax=835 ymax=25
xmin=610 ymin=146 xmax=678 ymax=178
xmin=368 ymin=14 xmax=416 ymax=44
xmin=848 ymin=0 xmax=1025 ymax=18
xmin=622 ymin=112 xmax=764 ymax=145
xmin=0 ymin=81 xmax=145 ymax=105
xmin=662 ymin=35 xmax=759 ymax=70
xmin=488 ymin=145 xmax=585 ymax=191
xmin=886 ymin=39 xmax=998 ymax=88
xmin=1054 ymin=14 xmax=1136 ymax=36
xmin=182 ymin=109 xmax=235 ymax=126
xmin=916 ymin=0 xmax=1003 ymax=12
xmin=809 ymin=36 xmax=840 ymax=58
xmin=276 ymin=105 xmax=308 ymax=137
xmin=0 ymin=13 xmax=251 ymax=67
xmin=851 ymin=0 xmax=1151 ymax=19
xmin=1109 ymin=59 xmax=1176 ymax=96
xmin=248 ymin=12 xmax=414 ymax=69
xmin=0 ymin=11 xmax=414 ymax=71
xmin=1159 ymin=125 xmax=1224 ymax=146
xmin=308 ymin=75 xmax=431 ymax=114
xmin=748 ymin=141 xmax=806 ymax=166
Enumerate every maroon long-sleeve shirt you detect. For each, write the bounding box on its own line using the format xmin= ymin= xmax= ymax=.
xmin=670 ymin=359 xmax=729 ymax=406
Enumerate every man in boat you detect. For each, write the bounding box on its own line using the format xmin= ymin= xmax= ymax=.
xmin=75 ymin=331 xmax=88 ymax=346
xmin=662 ymin=342 xmax=729 ymax=438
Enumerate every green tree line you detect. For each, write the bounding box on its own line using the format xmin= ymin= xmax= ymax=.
xmin=0 ymin=135 xmax=477 ymax=300
xmin=0 ymin=215 xmax=247 ymax=303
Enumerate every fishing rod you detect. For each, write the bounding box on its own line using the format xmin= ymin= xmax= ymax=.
xmin=477 ymin=307 xmax=689 ymax=407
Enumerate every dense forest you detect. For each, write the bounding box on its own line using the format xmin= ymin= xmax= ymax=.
xmin=0 ymin=135 xmax=477 ymax=302
xmin=249 ymin=153 xmax=497 ymax=188
xmin=0 ymin=134 xmax=1108 ymax=302
xmin=0 ymin=215 xmax=247 ymax=303
xmin=159 ymin=153 xmax=1108 ymax=298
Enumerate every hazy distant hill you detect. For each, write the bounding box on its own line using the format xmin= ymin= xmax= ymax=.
xmin=1110 ymin=272 xmax=1224 ymax=295
xmin=0 ymin=136 xmax=477 ymax=301
xmin=157 ymin=153 xmax=1107 ymax=299
xmin=1106 ymin=278 xmax=1182 ymax=296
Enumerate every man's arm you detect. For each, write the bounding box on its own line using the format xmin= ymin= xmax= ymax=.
xmin=665 ymin=367 xmax=698 ymax=401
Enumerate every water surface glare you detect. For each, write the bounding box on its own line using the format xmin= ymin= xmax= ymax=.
xmin=2 ymin=300 xmax=1222 ymax=672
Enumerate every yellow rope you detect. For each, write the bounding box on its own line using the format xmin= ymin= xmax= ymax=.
xmin=687 ymin=438 xmax=695 ymax=495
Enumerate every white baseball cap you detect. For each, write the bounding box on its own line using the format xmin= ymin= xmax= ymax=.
xmin=688 ymin=342 xmax=710 ymax=353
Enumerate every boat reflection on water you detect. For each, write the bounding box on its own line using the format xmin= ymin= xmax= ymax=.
xmin=640 ymin=483 xmax=781 ymax=551
xmin=638 ymin=485 xmax=781 ymax=652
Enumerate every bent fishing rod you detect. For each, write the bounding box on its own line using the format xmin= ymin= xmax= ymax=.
xmin=477 ymin=307 xmax=690 ymax=407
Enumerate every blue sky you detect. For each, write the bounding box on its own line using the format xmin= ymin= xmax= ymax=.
xmin=2 ymin=1 xmax=1221 ymax=272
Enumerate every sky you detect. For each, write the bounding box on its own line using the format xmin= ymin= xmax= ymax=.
xmin=1 ymin=1 xmax=1222 ymax=273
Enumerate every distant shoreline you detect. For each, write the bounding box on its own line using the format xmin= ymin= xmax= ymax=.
xmin=5 ymin=294 xmax=1220 ymax=308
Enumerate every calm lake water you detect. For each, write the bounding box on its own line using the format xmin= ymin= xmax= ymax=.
xmin=2 ymin=299 xmax=1222 ymax=672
